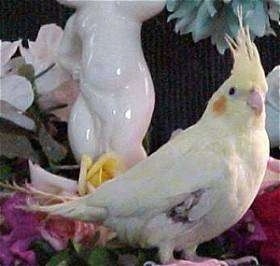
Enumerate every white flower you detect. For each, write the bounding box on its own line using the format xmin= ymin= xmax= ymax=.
xmin=19 ymin=23 xmax=80 ymax=122
xmin=20 ymin=24 xmax=71 ymax=94
xmin=0 ymin=40 xmax=21 ymax=77
xmin=0 ymin=40 xmax=34 ymax=111
xmin=266 ymin=66 xmax=280 ymax=148
xmin=29 ymin=160 xmax=78 ymax=195
xmin=1 ymin=75 xmax=34 ymax=111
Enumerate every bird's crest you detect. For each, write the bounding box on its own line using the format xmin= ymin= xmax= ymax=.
xmin=225 ymin=8 xmax=267 ymax=92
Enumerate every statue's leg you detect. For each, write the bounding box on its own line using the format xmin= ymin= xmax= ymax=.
xmin=111 ymin=140 xmax=147 ymax=168
xmin=79 ymin=82 xmax=115 ymax=155
xmin=68 ymin=95 xmax=98 ymax=161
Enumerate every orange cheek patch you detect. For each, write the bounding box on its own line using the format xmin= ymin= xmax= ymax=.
xmin=212 ymin=95 xmax=227 ymax=115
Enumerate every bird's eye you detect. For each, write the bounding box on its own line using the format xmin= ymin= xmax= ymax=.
xmin=229 ymin=87 xmax=236 ymax=96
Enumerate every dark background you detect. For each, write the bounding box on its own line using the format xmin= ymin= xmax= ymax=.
xmin=1 ymin=0 xmax=280 ymax=154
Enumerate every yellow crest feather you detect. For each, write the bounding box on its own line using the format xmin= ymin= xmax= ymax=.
xmin=225 ymin=8 xmax=267 ymax=92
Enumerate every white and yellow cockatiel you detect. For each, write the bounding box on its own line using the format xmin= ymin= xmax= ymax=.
xmin=30 ymin=24 xmax=269 ymax=263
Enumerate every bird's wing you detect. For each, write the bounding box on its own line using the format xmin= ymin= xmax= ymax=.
xmin=31 ymin=125 xmax=227 ymax=223
xmin=90 ymin=138 xmax=227 ymax=219
xmin=166 ymin=187 xmax=219 ymax=223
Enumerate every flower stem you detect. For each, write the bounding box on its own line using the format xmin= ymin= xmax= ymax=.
xmin=34 ymin=63 xmax=55 ymax=80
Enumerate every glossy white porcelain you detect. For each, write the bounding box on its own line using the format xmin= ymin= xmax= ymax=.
xmin=57 ymin=1 xmax=165 ymax=167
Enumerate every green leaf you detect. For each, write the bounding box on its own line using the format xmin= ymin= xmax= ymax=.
xmin=38 ymin=125 xmax=67 ymax=163
xmin=17 ymin=64 xmax=35 ymax=83
xmin=197 ymin=239 xmax=227 ymax=258
xmin=0 ymin=132 xmax=39 ymax=162
xmin=137 ymin=249 xmax=159 ymax=266
xmin=72 ymin=241 xmax=84 ymax=255
xmin=46 ymin=249 xmax=70 ymax=266
xmin=0 ymin=164 xmax=13 ymax=181
xmin=87 ymin=247 xmax=118 ymax=266
xmin=31 ymin=240 xmax=56 ymax=266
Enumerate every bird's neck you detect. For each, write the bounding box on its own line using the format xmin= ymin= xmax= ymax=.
xmin=200 ymin=111 xmax=266 ymax=136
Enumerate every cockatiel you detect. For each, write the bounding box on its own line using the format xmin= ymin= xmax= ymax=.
xmin=29 ymin=24 xmax=269 ymax=263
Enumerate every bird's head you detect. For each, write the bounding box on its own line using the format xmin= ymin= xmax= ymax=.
xmin=204 ymin=21 xmax=268 ymax=131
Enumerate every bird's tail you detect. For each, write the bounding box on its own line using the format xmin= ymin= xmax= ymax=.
xmin=27 ymin=194 xmax=108 ymax=222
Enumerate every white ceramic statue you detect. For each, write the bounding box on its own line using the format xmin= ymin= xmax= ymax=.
xmin=56 ymin=0 xmax=165 ymax=168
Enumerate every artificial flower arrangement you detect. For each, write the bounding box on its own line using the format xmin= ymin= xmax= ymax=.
xmin=1 ymin=1 xmax=280 ymax=266
xmin=166 ymin=0 xmax=280 ymax=53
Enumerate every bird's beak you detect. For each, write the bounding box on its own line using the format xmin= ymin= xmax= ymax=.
xmin=247 ymin=89 xmax=264 ymax=116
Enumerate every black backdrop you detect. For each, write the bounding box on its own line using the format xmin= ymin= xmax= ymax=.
xmin=1 ymin=0 xmax=280 ymax=154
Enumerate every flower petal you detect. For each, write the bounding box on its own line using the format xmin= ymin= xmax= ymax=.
xmin=0 ymin=75 xmax=34 ymax=111
xmin=29 ymin=160 xmax=78 ymax=195
xmin=20 ymin=44 xmax=51 ymax=75
xmin=267 ymin=157 xmax=280 ymax=173
xmin=0 ymin=40 xmax=21 ymax=72
xmin=38 ymin=79 xmax=79 ymax=121
xmin=35 ymin=65 xmax=72 ymax=94
xmin=0 ymin=194 xmax=41 ymax=266
xmin=36 ymin=24 xmax=63 ymax=54
xmin=19 ymin=24 xmax=63 ymax=74
xmin=260 ymin=158 xmax=280 ymax=192
xmin=40 ymin=227 xmax=69 ymax=251
xmin=0 ymin=100 xmax=36 ymax=131
xmin=266 ymin=66 xmax=280 ymax=112
xmin=2 ymin=56 xmax=26 ymax=77
xmin=78 ymin=154 xmax=93 ymax=196
xmin=86 ymin=153 xmax=124 ymax=188
xmin=265 ymin=66 xmax=280 ymax=148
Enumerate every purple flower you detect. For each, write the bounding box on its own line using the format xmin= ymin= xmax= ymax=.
xmin=222 ymin=210 xmax=267 ymax=256
xmin=0 ymin=193 xmax=42 ymax=266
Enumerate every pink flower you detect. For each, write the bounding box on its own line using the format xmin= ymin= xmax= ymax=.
xmin=20 ymin=24 xmax=72 ymax=94
xmin=37 ymin=79 xmax=80 ymax=121
xmin=0 ymin=191 xmax=108 ymax=265
xmin=267 ymin=157 xmax=280 ymax=174
xmin=28 ymin=161 xmax=113 ymax=249
xmin=39 ymin=216 xmax=97 ymax=250
xmin=260 ymin=157 xmax=280 ymax=193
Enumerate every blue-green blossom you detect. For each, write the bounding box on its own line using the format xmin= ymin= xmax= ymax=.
xmin=167 ymin=0 xmax=280 ymax=54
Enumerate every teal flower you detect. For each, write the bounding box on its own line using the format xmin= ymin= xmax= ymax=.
xmin=167 ymin=0 xmax=280 ymax=54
